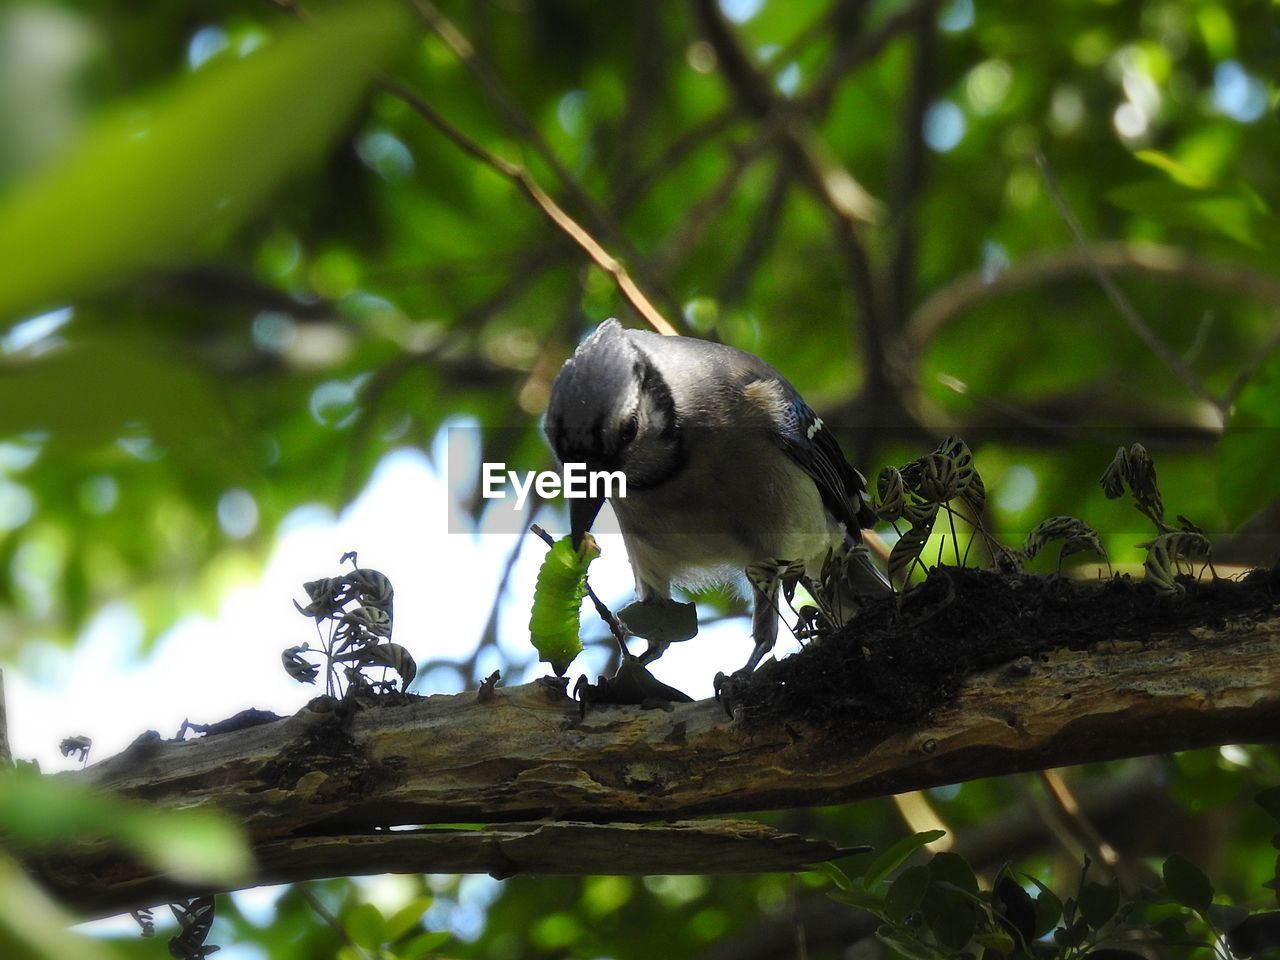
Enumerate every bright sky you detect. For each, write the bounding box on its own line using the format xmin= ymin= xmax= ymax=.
xmin=6 ymin=430 xmax=783 ymax=955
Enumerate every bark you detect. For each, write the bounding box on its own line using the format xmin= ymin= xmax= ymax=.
xmin=14 ymin=613 xmax=1280 ymax=917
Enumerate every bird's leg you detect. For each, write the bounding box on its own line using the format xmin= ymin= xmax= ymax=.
xmin=743 ymin=579 xmax=780 ymax=673
xmin=713 ymin=579 xmax=780 ymax=714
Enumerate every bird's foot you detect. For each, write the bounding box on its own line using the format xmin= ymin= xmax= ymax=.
xmin=574 ymin=659 xmax=693 ymax=717
xmin=712 ymin=667 xmax=755 ymax=719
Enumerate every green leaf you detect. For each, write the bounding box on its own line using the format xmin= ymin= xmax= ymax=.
xmin=386 ymin=896 xmax=434 ymax=941
xmin=830 ymin=886 xmax=889 ymax=916
xmin=1134 ymin=149 xmax=1213 ymax=188
xmin=1256 ymin=786 xmax=1280 ymax=824
xmin=1207 ymin=903 xmax=1250 ymax=934
xmin=0 ymin=0 xmax=412 ymax=323
xmin=1219 ymin=357 xmax=1280 ymax=528
xmin=928 ymin=852 xmax=979 ymax=896
xmin=1024 ymin=876 xmax=1063 ymax=938
xmin=992 ymin=873 xmax=1037 ymax=945
xmin=885 ymin=865 xmax=931 ymax=922
xmin=817 ymin=861 xmax=854 ymax=892
xmin=400 ymin=930 xmax=453 ymax=958
xmin=1079 ymin=879 xmax=1120 ymax=929
xmin=344 ymin=902 xmax=387 ymax=950
xmin=0 ymin=338 xmax=245 ymax=474
xmin=876 ymin=925 xmax=943 ymax=960
xmin=1107 ymin=179 xmax=1280 ymax=250
xmin=1163 ymin=854 xmax=1214 ymax=912
xmin=0 ymin=771 xmax=248 ymax=884
xmin=975 ymin=929 xmax=1016 ymax=954
xmin=922 ymin=881 xmax=979 ymax=952
xmin=862 ymin=830 xmax=946 ymax=888
xmin=1054 ymin=916 xmax=1090 ymax=948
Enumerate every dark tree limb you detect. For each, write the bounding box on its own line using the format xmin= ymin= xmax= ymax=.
xmin=16 ymin=612 xmax=1280 ymax=918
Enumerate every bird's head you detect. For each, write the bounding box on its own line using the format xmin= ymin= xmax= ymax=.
xmin=544 ymin=319 xmax=681 ymax=543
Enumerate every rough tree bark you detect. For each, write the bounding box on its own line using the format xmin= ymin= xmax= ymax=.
xmin=10 ymin=610 xmax=1280 ymax=918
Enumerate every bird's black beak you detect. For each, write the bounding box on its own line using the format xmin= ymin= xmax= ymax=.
xmin=570 ymin=492 xmax=605 ymax=549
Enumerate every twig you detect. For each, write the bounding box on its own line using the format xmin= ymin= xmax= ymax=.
xmin=467 ymin=508 xmax=539 ymax=684
xmin=612 ymin=109 xmax=737 ymax=214
xmin=1221 ymin=319 xmax=1280 ymax=409
xmin=717 ymin=158 xmax=795 ymax=309
xmin=1033 ymin=153 xmax=1221 ymax=413
xmin=299 ymin=885 xmax=376 ymax=960
xmin=653 ymin=131 xmax=779 ymax=276
xmin=409 ymin=0 xmax=683 ymax=326
xmin=1035 ymin=769 xmax=1156 ymax=892
xmin=0 ymin=668 xmax=11 ymax=769
xmin=906 ymin=241 xmax=1280 ymax=352
xmin=790 ymin=874 xmax=809 ymax=960
xmin=375 ymin=75 xmax=679 ymax=337
xmin=883 ymin=11 xmax=937 ymax=333
xmin=798 ymin=0 xmax=944 ymax=114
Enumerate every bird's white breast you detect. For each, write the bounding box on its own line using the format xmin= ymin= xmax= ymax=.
xmin=611 ymin=431 xmax=842 ymax=592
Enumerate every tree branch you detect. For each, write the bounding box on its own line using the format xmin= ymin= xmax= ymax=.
xmin=906 ymin=241 xmax=1280 ymax=354
xmin=1034 ymin=153 xmax=1221 ymax=413
xmin=18 ymin=607 xmax=1280 ymax=917
xmin=374 ymin=76 xmax=679 ymax=337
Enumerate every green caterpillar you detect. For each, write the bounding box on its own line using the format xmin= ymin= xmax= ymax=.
xmin=530 ymin=533 xmax=600 ymax=676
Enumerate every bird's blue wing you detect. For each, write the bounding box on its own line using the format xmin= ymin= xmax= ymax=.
xmin=775 ymin=392 xmax=874 ymax=533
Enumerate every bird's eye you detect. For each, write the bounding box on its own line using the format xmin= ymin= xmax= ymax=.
xmin=619 ymin=414 xmax=639 ymax=445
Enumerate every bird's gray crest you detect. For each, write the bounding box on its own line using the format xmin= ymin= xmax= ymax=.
xmin=545 ymin=319 xmax=638 ymax=463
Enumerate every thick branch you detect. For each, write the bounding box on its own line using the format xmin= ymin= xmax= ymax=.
xmin=23 ymin=612 xmax=1280 ymax=916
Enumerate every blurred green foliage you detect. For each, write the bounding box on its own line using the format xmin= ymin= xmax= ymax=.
xmin=1 ymin=0 xmax=1279 ymax=957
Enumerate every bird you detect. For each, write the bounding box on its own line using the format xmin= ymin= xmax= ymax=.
xmin=543 ymin=318 xmax=891 ymax=682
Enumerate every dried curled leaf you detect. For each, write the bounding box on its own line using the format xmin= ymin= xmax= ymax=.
xmin=335 ymin=641 xmax=417 ymax=690
xmin=889 ymin=506 xmax=938 ymax=585
xmin=281 ymin=644 xmax=319 ymax=684
xmin=1023 ymin=516 xmax=1107 ymax=567
xmin=747 ymin=558 xmax=806 ymax=602
xmin=935 ymin=435 xmax=985 ymax=516
xmin=334 ymin=604 xmax=392 ymax=651
xmin=1100 ymin=442 xmax=1164 ymax=527
xmin=875 ymin=466 xmax=906 ymax=522
xmin=1140 ymin=531 xmax=1212 ymax=595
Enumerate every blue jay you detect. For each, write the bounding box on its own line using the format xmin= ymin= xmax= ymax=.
xmin=543 ymin=318 xmax=891 ymax=679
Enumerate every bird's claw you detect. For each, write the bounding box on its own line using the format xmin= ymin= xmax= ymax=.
xmin=575 ymin=658 xmax=693 ymax=717
xmin=712 ymin=668 xmax=754 ymax=719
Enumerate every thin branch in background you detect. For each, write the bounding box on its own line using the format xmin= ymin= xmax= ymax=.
xmin=883 ymin=10 xmax=937 ymax=334
xmin=468 ymin=512 xmax=537 ymax=685
xmin=653 ymin=130 xmax=779 ymax=277
xmin=1182 ymin=310 xmax=1215 ymax=365
xmin=1221 ymin=319 xmax=1280 ymax=410
xmin=905 ymin=241 xmax=1280 ymax=353
xmin=689 ymin=0 xmax=882 ymax=224
xmin=375 ymin=75 xmax=679 ymax=336
xmin=718 ymin=158 xmax=795 ymax=309
xmin=789 ymin=874 xmax=809 ymax=960
xmin=798 ymin=0 xmax=942 ymax=113
xmin=409 ymin=0 xmax=683 ymax=326
xmin=300 ymin=885 xmax=376 ymax=960
xmin=612 ymin=2 xmax=667 ymax=180
xmin=614 ymin=110 xmax=742 ymax=218
xmin=1035 ymin=769 xmax=1157 ymax=893
xmin=892 ymin=790 xmax=954 ymax=853
xmin=1033 ymin=152 xmax=1222 ymax=414
xmin=0 ymin=668 xmax=11 ymax=768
